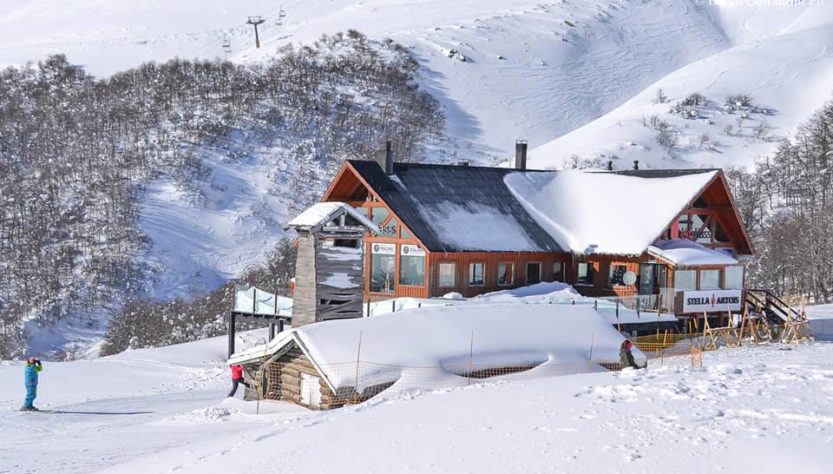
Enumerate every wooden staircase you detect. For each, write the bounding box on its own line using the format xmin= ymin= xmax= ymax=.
xmin=745 ymin=288 xmax=807 ymax=323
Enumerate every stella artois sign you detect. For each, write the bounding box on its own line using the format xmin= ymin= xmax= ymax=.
xmin=682 ymin=290 xmax=742 ymax=313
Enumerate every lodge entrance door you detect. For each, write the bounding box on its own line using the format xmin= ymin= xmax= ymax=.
xmin=638 ymin=264 xmax=667 ymax=295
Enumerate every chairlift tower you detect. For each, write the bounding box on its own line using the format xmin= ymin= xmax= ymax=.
xmin=247 ymin=16 xmax=265 ymax=48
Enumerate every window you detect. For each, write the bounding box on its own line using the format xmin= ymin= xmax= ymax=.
xmin=371 ymin=207 xmax=389 ymax=227
xmin=438 ymin=263 xmax=456 ymax=288
xmin=378 ymin=217 xmax=398 ymax=237
xmin=469 ymin=262 xmax=485 ymax=286
xmin=526 ymin=262 xmax=541 ymax=284
xmin=399 ymin=244 xmax=425 ymax=286
xmin=577 ymin=262 xmax=594 ymax=285
xmin=724 ymin=266 xmax=744 ymax=289
xmin=553 ymin=262 xmax=563 ymax=281
xmin=401 ymin=226 xmax=414 ymax=239
xmin=370 ymin=243 xmax=396 ymax=293
xmin=608 ymin=264 xmax=627 ymax=286
xmin=498 ymin=263 xmax=514 ymax=286
xmin=699 ymin=269 xmax=720 ymax=290
xmin=675 ymin=270 xmax=697 ymax=290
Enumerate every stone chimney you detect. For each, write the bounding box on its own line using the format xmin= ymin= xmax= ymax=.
xmin=375 ymin=141 xmax=394 ymax=175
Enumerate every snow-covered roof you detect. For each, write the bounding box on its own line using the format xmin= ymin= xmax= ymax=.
xmin=647 ymin=239 xmax=738 ymax=266
xmin=230 ymin=300 xmax=640 ymax=389
xmin=286 ymin=202 xmax=380 ymax=234
xmin=505 ymin=169 xmax=718 ymax=255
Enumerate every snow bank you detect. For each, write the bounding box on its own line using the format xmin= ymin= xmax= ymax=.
xmin=234 ymin=301 xmax=643 ymax=390
xmin=647 ymin=239 xmax=738 ymax=266
xmin=505 ymin=170 xmax=717 ymax=255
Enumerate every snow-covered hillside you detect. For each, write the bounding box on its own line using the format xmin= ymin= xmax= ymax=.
xmin=2 ymin=330 xmax=832 ymax=473
xmin=0 ymin=0 xmax=730 ymax=158
xmin=530 ymin=4 xmax=833 ymax=169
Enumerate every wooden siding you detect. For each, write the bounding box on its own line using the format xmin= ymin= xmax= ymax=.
xmin=263 ymin=342 xmax=343 ymax=410
xmin=428 ymin=252 xmax=568 ymax=298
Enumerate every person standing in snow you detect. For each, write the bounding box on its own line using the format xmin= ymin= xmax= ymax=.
xmin=227 ymin=364 xmax=249 ymax=398
xmin=21 ymin=357 xmax=43 ymax=411
xmin=619 ymin=340 xmax=641 ymax=370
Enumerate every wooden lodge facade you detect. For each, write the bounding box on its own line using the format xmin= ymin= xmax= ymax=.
xmin=317 ymin=145 xmax=754 ymax=317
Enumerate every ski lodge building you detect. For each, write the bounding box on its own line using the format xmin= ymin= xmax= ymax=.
xmin=312 ymin=144 xmax=753 ymax=318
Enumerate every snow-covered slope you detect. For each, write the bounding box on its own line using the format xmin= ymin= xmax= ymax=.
xmin=0 ymin=0 xmax=728 ymax=158
xmin=3 ymin=330 xmax=833 ymax=473
xmin=530 ymin=4 xmax=833 ymax=169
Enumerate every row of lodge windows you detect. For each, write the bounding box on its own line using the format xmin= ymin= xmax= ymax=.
xmin=437 ymin=261 xmax=565 ymax=289
xmin=674 ymin=266 xmax=744 ymax=291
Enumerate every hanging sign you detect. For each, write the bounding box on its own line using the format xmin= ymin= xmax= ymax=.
xmin=682 ymin=290 xmax=742 ymax=313
xmin=400 ymin=244 xmax=425 ymax=257
xmin=371 ymin=243 xmax=395 ymax=255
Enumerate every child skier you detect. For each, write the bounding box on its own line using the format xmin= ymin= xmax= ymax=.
xmin=619 ymin=340 xmax=642 ymax=370
xmin=21 ymin=357 xmax=43 ymax=411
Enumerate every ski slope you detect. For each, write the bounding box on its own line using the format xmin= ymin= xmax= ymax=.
xmin=0 ymin=0 xmax=728 ymax=158
xmin=2 ymin=331 xmax=832 ymax=473
xmin=530 ymin=4 xmax=833 ymax=169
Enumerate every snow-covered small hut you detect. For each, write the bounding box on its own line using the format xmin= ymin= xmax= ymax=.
xmin=286 ymin=202 xmax=379 ymax=327
xmin=229 ymin=302 xmax=644 ymax=409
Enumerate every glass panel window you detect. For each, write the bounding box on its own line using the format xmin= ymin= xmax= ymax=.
xmin=724 ymin=266 xmax=744 ymax=289
xmin=577 ymin=262 xmax=594 ymax=285
xmin=399 ymin=244 xmax=425 ymax=286
xmin=469 ymin=262 xmax=485 ymax=286
xmin=675 ymin=270 xmax=697 ymax=290
xmin=691 ymin=214 xmax=712 ymax=243
xmin=498 ymin=263 xmax=514 ymax=286
xmin=699 ymin=269 xmax=721 ymax=290
xmin=370 ymin=243 xmax=396 ymax=293
xmin=378 ymin=217 xmax=397 ymax=237
xmin=401 ymin=226 xmax=414 ymax=239
xmin=526 ymin=262 xmax=541 ymax=284
xmin=371 ymin=207 xmax=389 ymax=227
xmin=608 ymin=264 xmax=627 ymax=286
xmin=553 ymin=262 xmax=563 ymax=281
xmin=438 ymin=263 xmax=456 ymax=288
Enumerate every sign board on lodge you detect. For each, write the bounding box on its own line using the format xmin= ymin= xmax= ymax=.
xmin=682 ymin=289 xmax=743 ymax=313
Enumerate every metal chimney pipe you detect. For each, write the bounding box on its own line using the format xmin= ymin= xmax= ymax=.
xmin=515 ymin=140 xmax=528 ymax=170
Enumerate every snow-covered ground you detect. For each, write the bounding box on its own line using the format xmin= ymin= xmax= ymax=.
xmin=2 ymin=331 xmax=832 ymax=473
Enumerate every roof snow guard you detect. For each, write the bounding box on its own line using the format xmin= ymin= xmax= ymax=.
xmin=286 ymin=201 xmax=380 ymax=234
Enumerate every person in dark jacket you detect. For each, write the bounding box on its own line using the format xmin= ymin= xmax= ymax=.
xmin=21 ymin=357 xmax=43 ymax=411
xmin=227 ymin=364 xmax=249 ymax=398
xmin=619 ymin=340 xmax=642 ymax=370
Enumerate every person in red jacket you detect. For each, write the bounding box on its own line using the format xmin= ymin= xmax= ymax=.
xmin=227 ymin=364 xmax=249 ymax=398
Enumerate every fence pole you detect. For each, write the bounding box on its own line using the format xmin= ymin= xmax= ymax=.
xmin=354 ymin=331 xmax=363 ymax=401
xmin=587 ymin=333 xmax=595 ymax=371
xmin=467 ymin=329 xmax=474 ymax=386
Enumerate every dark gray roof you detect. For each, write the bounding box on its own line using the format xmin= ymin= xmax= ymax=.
xmin=347 ymin=160 xmax=562 ymax=252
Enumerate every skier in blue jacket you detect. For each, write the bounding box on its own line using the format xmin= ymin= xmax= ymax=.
xmin=21 ymin=357 xmax=43 ymax=411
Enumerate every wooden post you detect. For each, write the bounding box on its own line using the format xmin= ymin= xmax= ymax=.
xmin=353 ymin=331 xmax=363 ymax=400
xmin=228 ymin=312 xmax=236 ymax=358
xmin=587 ymin=332 xmax=595 ymax=371
xmin=467 ymin=330 xmax=475 ymax=386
